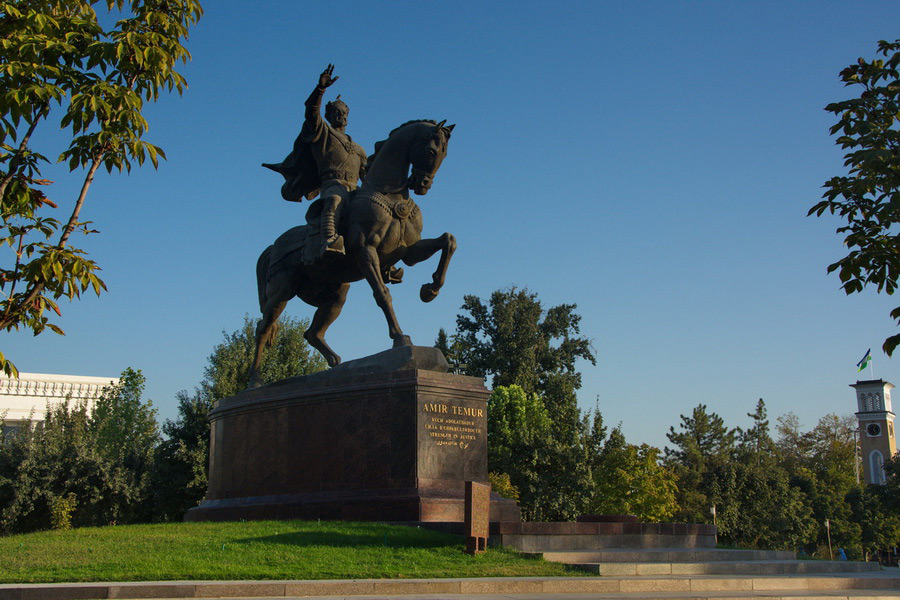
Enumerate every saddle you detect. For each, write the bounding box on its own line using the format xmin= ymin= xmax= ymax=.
xmin=268 ymin=190 xmax=414 ymax=281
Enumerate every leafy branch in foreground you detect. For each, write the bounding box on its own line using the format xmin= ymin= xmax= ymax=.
xmin=809 ymin=39 xmax=900 ymax=354
xmin=0 ymin=0 xmax=203 ymax=375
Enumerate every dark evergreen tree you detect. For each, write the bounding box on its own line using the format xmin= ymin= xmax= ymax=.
xmin=449 ymin=287 xmax=595 ymax=423
xmin=665 ymin=404 xmax=736 ymax=522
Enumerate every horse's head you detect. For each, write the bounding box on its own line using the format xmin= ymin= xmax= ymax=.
xmin=366 ymin=120 xmax=455 ymax=195
xmin=407 ymin=120 xmax=454 ymax=196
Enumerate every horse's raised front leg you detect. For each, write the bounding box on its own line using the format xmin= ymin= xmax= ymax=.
xmin=355 ymin=243 xmax=411 ymax=347
xmin=402 ymin=232 xmax=456 ymax=303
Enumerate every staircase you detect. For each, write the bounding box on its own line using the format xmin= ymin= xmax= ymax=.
xmin=491 ymin=520 xmax=900 ymax=598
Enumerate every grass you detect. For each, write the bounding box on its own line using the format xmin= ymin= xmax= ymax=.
xmin=0 ymin=520 xmax=579 ymax=583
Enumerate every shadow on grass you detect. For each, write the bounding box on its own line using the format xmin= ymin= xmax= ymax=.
xmin=234 ymin=529 xmax=459 ymax=549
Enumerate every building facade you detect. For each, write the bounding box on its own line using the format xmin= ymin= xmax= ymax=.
xmin=851 ymin=379 xmax=897 ymax=485
xmin=0 ymin=372 xmax=119 ymax=435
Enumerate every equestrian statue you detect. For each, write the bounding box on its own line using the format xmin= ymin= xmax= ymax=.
xmin=249 ymin=65 xmax=455 ymax=388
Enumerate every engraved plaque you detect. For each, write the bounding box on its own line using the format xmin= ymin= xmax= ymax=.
xmin=465 ymin=480 xmax=490 ymax=554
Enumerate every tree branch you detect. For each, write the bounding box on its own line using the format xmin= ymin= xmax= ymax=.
xmin=59 ymin=146 xmax=105 ymax=248
xmin=0 ymin=103 xmax=50 ymax=201
xmin=0 ymin=149 xmax=106 ymax=332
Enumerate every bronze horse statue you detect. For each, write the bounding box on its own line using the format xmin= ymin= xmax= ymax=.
xmin=248 ymin=119 xmax=455 ymax=387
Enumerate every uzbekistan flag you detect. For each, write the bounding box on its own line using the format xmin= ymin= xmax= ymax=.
xmin=857 ymin=348 xmax=872 ymax=372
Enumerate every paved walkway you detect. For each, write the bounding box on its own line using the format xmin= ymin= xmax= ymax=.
xmin=2 ymin=570 xmax=900 ymax=600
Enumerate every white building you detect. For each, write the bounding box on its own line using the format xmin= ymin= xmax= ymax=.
xmin=0 ymin=372 xmax=119 ymax=435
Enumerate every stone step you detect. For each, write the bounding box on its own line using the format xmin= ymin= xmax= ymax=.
xmin=1 ymin=572 xmax=899 ymax=599
xmin=498 ymin=532 xmax=717 ymax=551
xmin=563 ymin=559 xmax=881 ymax=576
xmin=492 ymin=522 xmax=718 ymax=551
xmin=536 ymin=547 xmax=797 ymax=562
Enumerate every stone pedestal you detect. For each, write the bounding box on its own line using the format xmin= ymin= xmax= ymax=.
xmin=185 ymin=347 xmax=520 ymax=523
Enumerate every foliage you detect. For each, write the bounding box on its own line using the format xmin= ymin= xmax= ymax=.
xmin=0 ymin=0 xmax=203 ymax=376
xmin=775 ymin=412 xmax=810 ymax=472
xmin=441 ymin=288 xmax=597 ymax=521
xmin=0 ymin=368 xmax=158 ymax=534
xmin=664 ymin=404 xmax=736 ymax=522
xmin=809 ymin=39 xmax=900 ymax=355
xmin=448 ymin=287 xmax=595 ymax=422
xmin=487 ymin=471 xmax=519 ymax=500
xmin=589 ymin=426 xmax=679 ymax=522
xmin=150 ymin=389 xmax=211 ymax=522
xmin=847 ymin=484 xmax=900 ymax=558
xmin=709 ymin=460 xmax=816 ymax=551
xmin=486 ymin=385 xmax=592 ymax=521
xmin=88 ymin=368 xmax=159 ymax=524
xmin=709 ymin=401 xmax=817 ymax=550
xmin=883 ymin=450 xmax=900 ymax=509
xmin=152 ymin=315 xmax=326 ymax=521
xmin=790 ymin=413 xmax=864 ymax=557
xmin=736 ymin=399 xmax=778 ymax=464
xmin=204 ymin=314 xmax=327 ymax=398
xmin=49 ymin=493 xmax=76 ymax=530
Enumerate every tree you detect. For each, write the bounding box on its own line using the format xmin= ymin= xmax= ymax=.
xmin=665 ymin=404 xmax=736 ymax=522
xmin=589 ymin=426 xmax=679 ymax=522
xmin=808 ymin=39 xmax=900 ymax=355
xmin=0 ymin=368 xmax=158 ymax=533
xmin=736 ymin=399 xmax=777 ymax=466
xmin=883 ymin=451 xmax=900 ymax=510
xmin=0 ymin=0 xmax=203 ymax=376
xmin=486 ymin=385 xmax=593 ymax=521
xmin=88 ymin=367 xmax=159 ymax=524
xmin=442 ymin=288 xmax=597 ymax=521
xmin=806 ymin=413 xmax=860 ymax=489
xmin=847 ymin=485 xmax=900 ymax=560
xmin=666 ymin=404 xmax=737 ymax=467
xmin=707 ymin=459 xmax=815 ymax=551
xmin=775 ymin=413 xmax=867 ymax=558
xmin=445 ymin=287 xmax=595 ymax=423
xmin=203 ymin=314 xmax=327 ymax=398
xmin=704 ymin=403 xmax=817 ymax=551
xmin=153 ymin=315 xmax=326 ymax=520
xmin=775 ymin=412 xmax=811 ymax=473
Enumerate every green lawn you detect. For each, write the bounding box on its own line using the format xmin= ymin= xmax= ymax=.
xmin=0 ymin=520 xmax=578 ymax=583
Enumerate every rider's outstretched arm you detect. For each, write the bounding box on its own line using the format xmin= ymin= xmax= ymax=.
xmin=305 ymin=64 xmax=337 ymax=124
xmin=305 ymin=83 xmax=325 ymax=123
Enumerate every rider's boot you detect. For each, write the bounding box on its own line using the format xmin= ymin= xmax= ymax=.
xmin=321 ymin=195 xmax=345 ymax=256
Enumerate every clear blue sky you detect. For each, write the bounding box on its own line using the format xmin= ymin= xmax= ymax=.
xmin=5 ymin=1 xmax=898 ymax=450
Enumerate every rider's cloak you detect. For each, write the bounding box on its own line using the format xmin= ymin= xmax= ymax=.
xmin=261 ymin=131 xmax=321 ymax=203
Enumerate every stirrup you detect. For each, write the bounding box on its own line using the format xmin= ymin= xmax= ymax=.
xmin=323 ymin=234 xmax=345 ymax=255
xmin=382 ymin=266 xmax=403 ymax=284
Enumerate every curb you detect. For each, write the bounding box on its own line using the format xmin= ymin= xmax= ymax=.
xmin=2 ymin=573 xmax=900 ymax=600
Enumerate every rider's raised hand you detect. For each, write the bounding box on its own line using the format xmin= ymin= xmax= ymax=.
xmin=319 ymin=64 xmax=339 ymax=88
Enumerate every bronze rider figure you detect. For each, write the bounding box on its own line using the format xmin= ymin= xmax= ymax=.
xmin=263 ymin=64 xmax=367 ymax=258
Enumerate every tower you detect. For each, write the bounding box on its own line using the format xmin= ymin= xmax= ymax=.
xmin=850 ymin=379 xmax=897 ymax=485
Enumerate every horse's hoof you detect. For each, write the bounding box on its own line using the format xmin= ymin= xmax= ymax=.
xmin=393 ymin=335 xmax=413 ymax=348
xmin=420 ymin=284 xmax=439 ymax=303
xmin=327 ymin=354 xmax=342 ymax=367
xmin=247 ymin=376 xmax=263 ymax=389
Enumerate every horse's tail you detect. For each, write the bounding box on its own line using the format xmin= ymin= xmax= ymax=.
xmin=256 ymin=245 xmax=272 ymax=313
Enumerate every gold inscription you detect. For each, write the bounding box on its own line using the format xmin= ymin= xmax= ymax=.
xmin=423 ymin=401 xmax=484 ymax=449
xmin=452 ymin=406 xmax=484 ymax=418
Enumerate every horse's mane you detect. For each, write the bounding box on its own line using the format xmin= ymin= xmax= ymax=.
xmin=367 ymin=119 xmax=440 ymax=168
